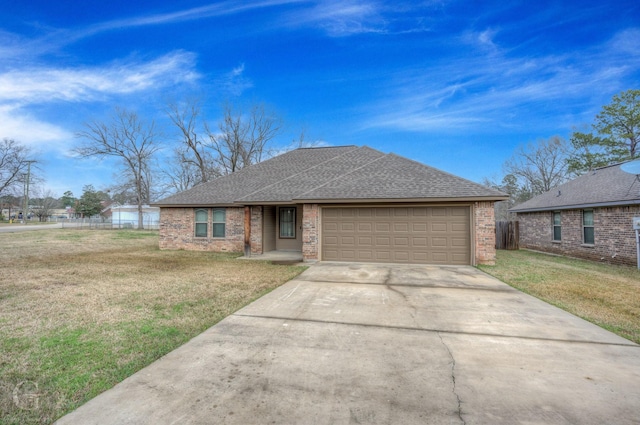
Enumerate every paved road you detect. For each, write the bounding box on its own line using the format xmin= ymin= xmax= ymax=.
xmin=55 ymin=262 xmax=640 ymax=425
xmin=0 ymin=223 xmax=62 ymax=233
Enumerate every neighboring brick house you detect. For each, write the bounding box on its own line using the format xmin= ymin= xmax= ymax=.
xmin=153 ymin=146 xmax=507 ymax=265
xmin=511 ymin=162 xmax=640 ymax=266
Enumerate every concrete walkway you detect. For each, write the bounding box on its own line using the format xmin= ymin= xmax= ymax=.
xmin=55 ymin=263 xmax=640 ymax=425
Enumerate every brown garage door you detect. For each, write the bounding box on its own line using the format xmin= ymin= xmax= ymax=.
xmin=322 ymin=206 xmax=470 ymax=264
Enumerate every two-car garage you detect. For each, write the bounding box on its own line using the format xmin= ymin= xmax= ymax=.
xmin=321 ymin=206 xmax=471 ymax=265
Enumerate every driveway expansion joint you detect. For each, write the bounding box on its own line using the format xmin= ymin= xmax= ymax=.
xmin=296 ymin=278 xmax=519 ymax=292
xmin=438 ymin=332 xmax=465 ymax=425
xmin=232 ymin=313 xmax=639 ymax=347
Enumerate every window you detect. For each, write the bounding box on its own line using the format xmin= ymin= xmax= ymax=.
xmin=583 ymin=210 xmax=594 ymax=245
xmin=552 ymin=211 xmax=561 ymax=241
xmin=279 ymin=207 xmax=296 ymax=238
xmin=195 ymin=209 xmax=208 ymax=237
xmin=212 ymin=208 xmax=226 ymax=238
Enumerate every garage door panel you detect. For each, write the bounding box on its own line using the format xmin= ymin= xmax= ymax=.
xmin=358 ymin=222 xmax=373 ymax=232
xmin=431 ymin=222 xmax=447 ymax=232
xmin=412 ymin=237 xmax=427 ymax=247
xmin=322 ymin=206 xmax=470 ymax=265
xmin=432 ymin=237 xmax=448 ymax=247
xmin=394 ymin=223 xmax=409 ymax=232
xmin=412 ymin=223 xmax=427 ymax=232
xmin=452 ymin=238 xmax=468 ymax=247
xmin=376 ymin=222 xmax=391 ymax=232
xmin=325 ymin=222 xmax=338 ymax=232
xmin=325 ymin=236 xmax=338 ymax=245
xmin=375 ymin=237 xmax=391 ymax=246
xmin=341 ymin=236 xmax=355 ymax=246
xmin=451 ymin=223 xmax=467 ymax=232
xmin=394 ymin=237 xmax=409 ymax=246
xmin=341 ymin=223 xmax=355 ymax=232
xmin=358 ymin=236 xmax=373 ymax=246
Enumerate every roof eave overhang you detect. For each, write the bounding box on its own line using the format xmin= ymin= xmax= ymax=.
xmin=156 ymin=196 xmax=509 ymax=208
xmin=291 ymin=196 xmax=509 ymax=204
xmin=511 ymin=199 xmax=640 ymax=213
xmin=152 ymin=203 xmax=240 ymax=208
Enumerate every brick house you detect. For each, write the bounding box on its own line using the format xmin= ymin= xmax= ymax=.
xmin=153 ymin=146 xmax=507 ymax=265
xmin=511 ymin=162 xmax=640 ymax=266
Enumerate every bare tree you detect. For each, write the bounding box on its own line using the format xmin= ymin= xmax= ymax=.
xmin=160 ymin=147 xmax=202 ymax=195
xmin=30 ymin=188 xmax=59 ymax=222
xmin=166 ymin=100 xmax=218 ymax=185
xmin=0 ymin=138 xmax=34 ymax=197
xmin=504 ymin=136 xmax=570 ymax=197
xmin=75 ymin=108 xmax=161 ymax=229
xmin=206 ymin=103 xmax=282 ymax=175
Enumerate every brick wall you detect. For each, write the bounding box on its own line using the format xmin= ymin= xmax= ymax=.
xmin=302 ymin=203 xmax=319 ymax=261
xmin=517 ymin=206 xmax=640 ymax=266
xmin=250 ymin=206 xmax=263 ymax=255
xmin=474 ymin=201 xmax=497 ymax=265
xmin=159 ymin=207 xmax=245 ymax=252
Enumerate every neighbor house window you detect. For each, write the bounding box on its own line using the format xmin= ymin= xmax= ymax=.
xmin=212 ymin=208 xmax=226 ymax=238
xmin=195 ymin=209 xmax=208 ymax=237
xmin=279 ymin=207 xmax=296 ymax=238
xmin=583 ymin=210 xmax=594 ymax=245
xmin=552 ymin=211 xmax=561 ymax=241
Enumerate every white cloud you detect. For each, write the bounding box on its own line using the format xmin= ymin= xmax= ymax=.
xmin=0 ymin=105 xmax=72 ymax=148
xmin=362 ymin=28 xmax=640 ymax=133
xmin=0 ymin=51 xmax=199 ymax=104
xmin=280 ymin=0 xmax=389 ymax=36
xmin=215 ymin=63 xmax=254 ymax=96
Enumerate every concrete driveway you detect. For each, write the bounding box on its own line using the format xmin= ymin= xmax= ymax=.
xmin=55 ymin=262 xmax=640 ymax=425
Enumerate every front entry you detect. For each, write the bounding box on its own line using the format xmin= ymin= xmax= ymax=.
xmin=275 ymin=205 xmax=303 ymax=252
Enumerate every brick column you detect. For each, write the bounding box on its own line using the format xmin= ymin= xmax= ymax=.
xmin=302 ymin=204 xmax=319 ymax=261
xmin=250 ymin=206 xmax=263 ymax=255
xmin=474 ymin=201 xmax=496 ymax=265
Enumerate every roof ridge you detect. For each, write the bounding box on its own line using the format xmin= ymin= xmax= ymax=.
xmin=235 ymin=145 xmax=361 ymax=202
xmin=294 ymin=150 xmax=388 ymax=199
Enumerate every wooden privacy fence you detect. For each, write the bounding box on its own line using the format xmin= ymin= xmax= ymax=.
xmin=496 ymin=220 xmax=519 ymax=250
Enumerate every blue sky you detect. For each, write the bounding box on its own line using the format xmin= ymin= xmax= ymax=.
xmin=1 ymin=0 xmax=639 ymax=198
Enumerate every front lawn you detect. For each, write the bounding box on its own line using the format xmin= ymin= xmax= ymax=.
xmin=0 ymin=229 xmax=306 ymax=425
xmin=479 ymin=250 xmax=640 ymax=344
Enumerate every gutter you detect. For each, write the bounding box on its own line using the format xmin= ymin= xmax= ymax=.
xmin=511 ymin=199 xmax=640 ymax=213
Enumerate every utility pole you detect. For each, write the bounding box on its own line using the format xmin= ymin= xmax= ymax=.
xmin=22 ymin=160 xmax=35 ymax=224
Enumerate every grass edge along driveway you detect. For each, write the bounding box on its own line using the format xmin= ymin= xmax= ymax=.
xmin=0 ymin=229 xmax=306 ymax=425
xmin=479 ymin=249 xmax=640 ymax=345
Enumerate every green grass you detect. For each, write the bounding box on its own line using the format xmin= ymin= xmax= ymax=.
xmin=479 ymin=250 xmax=640 ymax=344
xmin=0 ymin=229 xmax=306 ymax=424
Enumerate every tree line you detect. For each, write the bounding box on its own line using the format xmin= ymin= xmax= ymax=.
xmin=0 ymin=100 xmax=305 ymax=227
xmin=486 ymin=89 xmax=640 ymax=219
xmin=1 ymin=90 xmax=638 ymax=225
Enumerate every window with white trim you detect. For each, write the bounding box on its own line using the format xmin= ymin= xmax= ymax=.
xmin=552 ymin=211 xmax=561 ymax=241
xmin=583 ymin=210 xmax=594 ymax=245
xmin=212 ymin=208 xmax=226 ymax=238
xmin=195 ymin=209 xmax=208 ymax=237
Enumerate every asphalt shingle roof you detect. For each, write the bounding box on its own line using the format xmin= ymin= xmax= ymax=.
xmin=510 ymin=162 xmax=640 ymax=212
xmin=154 ymin=145 xmax=507 ymax=206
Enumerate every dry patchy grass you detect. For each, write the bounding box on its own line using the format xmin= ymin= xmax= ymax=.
xmin=0 ymin=229 xmax=306 ymax=424
xmin=479 ymin=250 xmax=640 ymax=344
